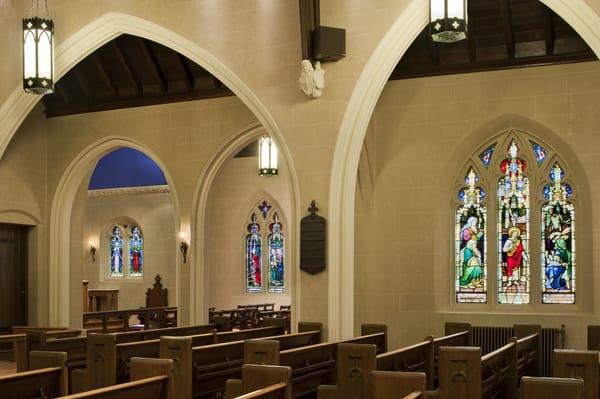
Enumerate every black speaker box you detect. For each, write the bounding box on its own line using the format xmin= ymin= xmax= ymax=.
xmin=313 ymin=26 xmax=346 ymax=62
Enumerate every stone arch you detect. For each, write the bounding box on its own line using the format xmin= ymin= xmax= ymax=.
xmin=329 ymin=0 xmax=600 ymax=339
xmin=191 ymin=123 xmax=301 ymax=329
xmin=49 ymin=136 xmax=180 ymax=326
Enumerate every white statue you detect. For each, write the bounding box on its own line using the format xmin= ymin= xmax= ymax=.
xmin=299 ymin=59 xmax=325 ymax=99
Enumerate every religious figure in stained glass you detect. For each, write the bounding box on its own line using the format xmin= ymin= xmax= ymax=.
xmin=456 ymin=169 xmax=487 ymax=303
xmin=109 ymin=226 xmax=124 ymax=277
xmin=541 ymin=163 xmax=576 ymax=304
xmin=246 ymin=213 xmax=263 ymax=293
xmin=129 ymin=226 xmax=144 ymax=277
xmin=498 ymin=141 xmax=530 ymax=304
xmin=268 ymin=213 xmax=285 ymax=293
xmin=530 ymin=140 xmax=548 ymax=166
xmin=479 ymin=143 xmax=496 ymax=169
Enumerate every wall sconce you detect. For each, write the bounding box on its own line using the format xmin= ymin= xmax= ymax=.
xmin=89 ymin=241 xmax=96 ymax=262
xmin=179 ymin=232 xmax=189 ymax=264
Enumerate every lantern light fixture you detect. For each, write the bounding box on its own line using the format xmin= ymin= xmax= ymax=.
xmin=258 ymin=136 xmax=278 ymax=177
xmin=23 ymin=0 xmax=54 ymax=95
xmin=430 ymin=0 xmax=468 ymax=43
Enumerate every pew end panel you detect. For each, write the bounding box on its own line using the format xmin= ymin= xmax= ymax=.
xmin=439 ymin=346 xmax=481 ymax=399
xmin=28 ymin=350 xmax=69 ymax=395
xmin=245 ymin=339 xmax=280 ymax=365
xmin=333 ymin=343 xmax=377 ymax=399
xmin=159 ymin=336 xmax=192 ymax=399
xmin=86 ymin=333 xmax=117 ymax=389
xmin=316 ymin=384 xmax=337 ymax=399
xmin=225 ymin=379 xmax=244 ymax=399
xmin=241 ymin=364 xmax=292 ymax=399
xmin=552 ymin=349 xmax=599 ymax=399
xmin=371 ymin=371 xmax=426 ymax=399
xmin=521 ymin=376 xmax=583 ymax=399
xmin=130 ymin=357 xmax=174 ymax=399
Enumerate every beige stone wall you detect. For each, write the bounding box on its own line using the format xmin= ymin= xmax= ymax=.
xmin=206 ymin=156 xmax=291 ymax=309
xmin=69 ymin=190 xmax=177 ymax=326
xmin=356 ymin=61 xmax=600 ymax=350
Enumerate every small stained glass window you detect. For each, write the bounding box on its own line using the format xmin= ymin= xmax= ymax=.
xmin=109 ymin=226 xmax=124 ymax=277
xmin=456 ymin=168 xmax=487 ymax=303
xmin=246 ymin=213 xmax=263 ymax=293
xmin=268 ymin=213 xmax=285 ymax=293
xmin=541 ymin=163 xmax=576 ymax=304
xmin=129 ymin=226 xmax=143 ymax=277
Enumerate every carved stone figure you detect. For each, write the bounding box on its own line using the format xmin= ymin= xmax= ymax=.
xmin=299 ymin=59 xmax=325 ymax=99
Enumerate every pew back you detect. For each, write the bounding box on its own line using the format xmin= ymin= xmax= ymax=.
xmin=371 ymin=371 xmax=426 ymax=399
xmin=0 ymin=350 xmax=67 ymax=399
xmin=521 ymin=376 xmax=584 ymax=399
xmin=553 ymin=349 xmax=599 ymax=399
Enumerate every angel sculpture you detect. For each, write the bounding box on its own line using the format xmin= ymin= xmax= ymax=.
xmin=299 ymin=59 xmax=325 ymax=99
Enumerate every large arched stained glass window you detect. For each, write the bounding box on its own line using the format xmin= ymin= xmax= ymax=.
xmin=129 ymin=226 xmax=144 ymax=277
xmin=109 ymin=226 xmax=124 ymax=277
xmin=456 ymin=169 xmax=487 ymax=303
xmin=498 ymin=141 xmax=530 ymax=304
xmin=268 ymin=213 xmax=285 ymax=293
xmin=246 ymin=213 xmax=263 ymax=293
xmin=541 ymin=163 xmax=576 ymax=304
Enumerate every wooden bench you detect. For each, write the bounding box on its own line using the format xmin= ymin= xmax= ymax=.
xmin=232 ymin=383 xmax=288 ymax=399
xmin=0 ymin=351 xmax=68 ymax=399
xmin=438 ymin=342 xmax=517 ymax=399
xmin=83 ymin=307 xmax=178 ymax=333
xmin=521 ymin=376 xmax=584 ymax=399
xmin=371 ymin=371 xmax=426 ymax=399
xmin=553 ymin=349 xmax=599 ymax=399
xmin=161 ymin=328 xmax=323 ymax=398
xmin=85 ymin=325 xmax=289 ymax=389
xmin=224 ymin=364 xmax=291 ymax=399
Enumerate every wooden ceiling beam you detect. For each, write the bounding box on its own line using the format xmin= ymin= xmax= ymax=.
xmin=112 ymin=40 xmax=143 ymax=96
xmin=498 ymin=0 xmax=515 ymax=59
xmin=139 ymin=39 xmax=168 ymax=93
xmin=45 ymin=87 xmax=234 ymax=118
xmin=72 ymin=67 xmax=93 ymax=101
xmin=91 ymin=53 xmax=118 ymax=97
xmin=175 ymin=53 xmax=195 ymax=91
xmin=544 ymin=7 xmax=555 ymax=55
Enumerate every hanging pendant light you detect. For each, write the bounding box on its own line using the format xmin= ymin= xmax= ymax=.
xmin=258 ymin=136 xmax=278 ymax=176
xmin=23 ymin=0 xmax=54 ymax=95
xmin=430 ymin=0 xmax=468 ymax=43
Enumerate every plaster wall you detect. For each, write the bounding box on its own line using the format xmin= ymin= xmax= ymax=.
xmin=356 ymin=61 xmax=600 ymax=351
xmin=205 ymin=156 xmax=292 ymax=310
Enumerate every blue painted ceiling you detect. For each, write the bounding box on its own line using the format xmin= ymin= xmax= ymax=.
xmin=88 ymin=148 xmax=167 ymax=190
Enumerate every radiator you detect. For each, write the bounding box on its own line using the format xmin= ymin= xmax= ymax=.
xmin=472 ymin=325 xmax=565 ymax=377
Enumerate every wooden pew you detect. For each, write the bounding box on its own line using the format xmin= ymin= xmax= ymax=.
xmin=162 ymin=328 xmax=323 ymax=399
xmin=83 ymin=306 xmax=178 ymax=333
xmin=0 ymin=351 xmax=68 ymax=399
xmin=371 ymin=371 xmax=426 ymax=399
xmin=438 ymin=342 xmax=517 ymax=399
xmin=553 ymin=349 xmax=598 ymax=399
xmin=521 ymin=376 xmax=584 ymax=399
xmin=231 ymin=383 xmax=288 ymax=399
xmin=224 ymin=364 xmax=291 ymax=399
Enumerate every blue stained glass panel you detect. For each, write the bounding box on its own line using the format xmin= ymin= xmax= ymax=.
xmin=530 ymin=141 xmax=548 ymax=166
xmin=479 ymin=144 xmax=496 ymax=169
xmin=246 ymin=214 xmax=263 ymax=293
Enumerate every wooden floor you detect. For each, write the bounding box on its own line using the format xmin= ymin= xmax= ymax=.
xmin=0 ymin=361 xmax=16 ymax=376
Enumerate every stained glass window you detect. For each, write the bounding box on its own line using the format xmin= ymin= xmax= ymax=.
xmin=541 ymin=163 xmax=576 ymax=304
xmin=258 ymin=200 xmax=272 ymax=219
xmin=530 ymin=140 xmax=548 ymax=166
xmin=268 ymin=213 xmax=285 ymax=293
xmin=129 ymin=226 xmax=144 ymax=277
xmin=498 ymin=141 xmax=530 ymax=304
xmin=109 ymin=226 xmax=124 ymax=277
xmin=479 ymin=143 xmax=496 ymax=169
xmin=456 ymin=169 xmax=487 ymax=303
xmin=246 ymin=213 xmax=263 ymax=293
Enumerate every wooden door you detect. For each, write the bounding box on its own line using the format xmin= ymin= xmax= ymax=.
xmin=0 ymin=224 xmax=28 ymax=332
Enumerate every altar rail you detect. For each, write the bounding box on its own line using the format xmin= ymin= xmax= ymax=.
xmin=83 ymin=307 xmax=177 ymax=333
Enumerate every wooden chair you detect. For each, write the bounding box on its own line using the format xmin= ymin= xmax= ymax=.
xmin=521 ymin=376 xmax=583 ymax=399
xmin=371 ymin=371 xmax=426 ymax=399
xmin=553 ymin=350 xmax=598 ymax=399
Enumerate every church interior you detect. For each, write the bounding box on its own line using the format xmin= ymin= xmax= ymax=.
xmin=1 ymin=0 xmax=600 ymax=398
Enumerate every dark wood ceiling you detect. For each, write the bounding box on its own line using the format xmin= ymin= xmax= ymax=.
xmin=42 ymin=34 xmax=233 ymax=117
xmin=391 ymin=0 xmax=597 ymax=80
